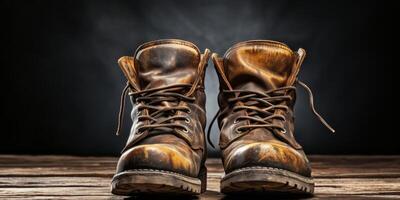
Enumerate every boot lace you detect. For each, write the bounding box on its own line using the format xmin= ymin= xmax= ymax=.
xmin=115 ymin=49 xmax=210 ymax=136
xmin=116 ymin=83 xmax=198 ymax=135
xmin=207 ymin=80 xmax=335 ymax=148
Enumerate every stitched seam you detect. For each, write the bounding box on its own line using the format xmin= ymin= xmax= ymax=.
xmin=225 ymin=166 xmax=313 ymax=182
xmin=134 ymin=39 xmax=201 ymax=56
xmin=116 ymin=168 xmax=196 ymax=179
xmin=224 ymin=40 xmax=293 ymax=59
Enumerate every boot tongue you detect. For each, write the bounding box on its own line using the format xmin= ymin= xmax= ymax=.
xmin=223 ymin=41 xmax=297 ymax=92
xmin=134 ymin=40 xmax=201 ymax=90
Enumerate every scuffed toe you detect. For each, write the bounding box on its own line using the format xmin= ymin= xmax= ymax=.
xmin=116 ymin=143 xmax=200 ymax=177
xmin=223 ymin=140 xmax=312 ymax=177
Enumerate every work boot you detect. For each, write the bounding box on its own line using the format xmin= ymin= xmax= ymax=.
xmin=209 ymin=40 xmax=334 ymax=194
xmin=112 ymin=39 xmax=210 ymax=195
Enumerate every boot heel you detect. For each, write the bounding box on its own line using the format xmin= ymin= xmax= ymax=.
xmin=198 ymin=165 xmax=207 ymax=193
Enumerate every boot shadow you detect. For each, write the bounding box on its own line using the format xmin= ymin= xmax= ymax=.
xmin=110 ymin=190 xmax=313 ymax=200
xmin=118 ymin=194 xmax=200 ymax=200
xmin=221 ymin=192 xmax=314 ymax=200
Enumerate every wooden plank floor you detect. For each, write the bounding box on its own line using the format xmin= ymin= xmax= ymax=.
xmin=0 ymin=155 xmax=399 ymax=199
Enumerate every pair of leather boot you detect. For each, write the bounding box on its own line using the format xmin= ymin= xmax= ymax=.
xmin=111 ymin=39 xmax=334 ymax=196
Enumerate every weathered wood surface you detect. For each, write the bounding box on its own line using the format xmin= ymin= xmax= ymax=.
xmin=0 ymin=155 xmax=399 ymax=199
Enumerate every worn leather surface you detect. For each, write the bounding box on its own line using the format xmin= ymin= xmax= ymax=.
xmin=115 ymin=39 xmax=208 ymax=177
xmin=135 ymin=40 xmax=201 ymax=90
xmin=213 ymin=40 xmax=312 ymax=177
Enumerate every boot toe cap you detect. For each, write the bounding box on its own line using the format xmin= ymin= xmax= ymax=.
xmin=223 ymin=140 xmax=312 ymax=177
xmin=116 ymin=143 xmax=200 ymax=177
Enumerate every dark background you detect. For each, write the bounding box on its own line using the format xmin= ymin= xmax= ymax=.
xmin=1 ymin=0 xmax=395 ymax=156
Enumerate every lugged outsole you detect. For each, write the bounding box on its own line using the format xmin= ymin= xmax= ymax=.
xmin=111 ymin=169 xmax=203 ymax=196
xmin=221 ymin=166 xmax=315 ymax=195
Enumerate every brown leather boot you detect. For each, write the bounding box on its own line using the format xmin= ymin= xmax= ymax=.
xmin=111 ymin=39 xmax=210 ymax=195
xmin=209 ymin=40 xmax=334 ymax=194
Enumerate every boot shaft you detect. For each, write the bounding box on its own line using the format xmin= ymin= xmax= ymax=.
xmin=116 ymin=39 xmax=210 ymax=153
xmin=218 ymin=40 xmax=302 ymax=91
xmin=212 ymin=40 xmax=306 ymax=149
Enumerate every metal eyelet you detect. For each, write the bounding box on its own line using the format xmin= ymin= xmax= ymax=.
xmin=186 ymin=109 xmax=192 ymax=114
xmin=185 ymin=118 xmax=191 ymax=123
xmin=235 ymin=128 xmax=243 ymax=134
xmin=280 ymin=129 xmax=287 ymax=134
xmin=183 ymin=128 xmax=189 ymax=133
xmin=233 ymin=119 xmax=239 ymax=124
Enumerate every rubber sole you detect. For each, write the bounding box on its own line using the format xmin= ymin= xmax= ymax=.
xmin=111 ymin=168 xmax=206 ymax=196
xmin=221 ymin=167 xmax=314 ymax=194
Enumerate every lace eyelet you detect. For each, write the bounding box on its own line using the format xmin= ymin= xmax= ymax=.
xmin=183 ymin=128 xmax=189 ymax=133
xmin=186 ymin=109 xmax=192 ymax=114
xmin=280 ymin=129 xmax=287 ymax=134
xmin=185 ymin=118 xmax=191 ymax=123
xmin=235 ymin=128 xmax=243 ymax=134
xmin=233 ymin=119 xmax=239 ymax=124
